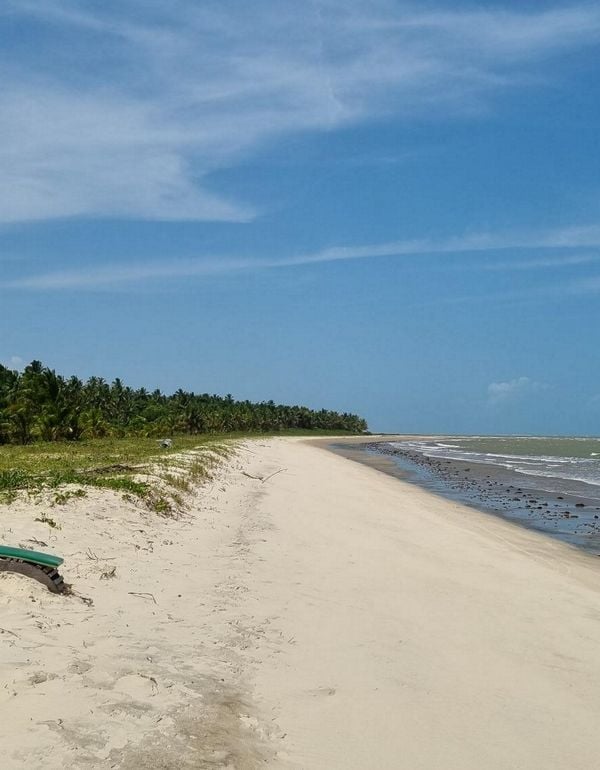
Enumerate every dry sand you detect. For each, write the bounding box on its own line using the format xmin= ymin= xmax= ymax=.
xmin=1 ymin=438 xmax=600 ymax=768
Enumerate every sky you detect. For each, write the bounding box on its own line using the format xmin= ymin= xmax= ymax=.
xmin=1 ymin=0 xmax=600 ymax=435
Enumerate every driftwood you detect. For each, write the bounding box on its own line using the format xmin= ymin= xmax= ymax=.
xmin=70 ymin=590 xmax=94 ymax=606
xmin=261 ymin=468 xmax=287 ymax=483
xmin=81 ymin=463 xmax=139 ymax=477
xmin=0 ymin=627 xmax=19 ymax=639
xmin=128 ymin=591 xmax=157 ymax=604
xmin=242 ymin=468 xmax=287 ymax=483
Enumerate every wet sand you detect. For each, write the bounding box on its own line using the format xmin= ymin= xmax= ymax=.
xmin=327 ymin=436 xmax=600 ymax=555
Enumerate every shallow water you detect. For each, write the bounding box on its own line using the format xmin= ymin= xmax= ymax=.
xmin=331 ymin=437 xmax=600 ymax=556
xmin=389 ymin=436 xmax=600 ymax=500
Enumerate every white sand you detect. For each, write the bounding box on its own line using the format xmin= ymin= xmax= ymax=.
xmin=1 ymin=438 xmax=600 ymax=768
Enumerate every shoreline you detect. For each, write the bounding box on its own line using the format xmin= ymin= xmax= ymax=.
xmin=251 ymin=439 xmax=600 ymax=768
xmin=2 ymin=437 xmax=600 ymax=768
xmin=325 ymin=435 xmax=600 ymax=556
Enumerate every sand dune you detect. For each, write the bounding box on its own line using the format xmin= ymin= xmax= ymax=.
xmin=1 ymin=438 xmax=600 ymax=768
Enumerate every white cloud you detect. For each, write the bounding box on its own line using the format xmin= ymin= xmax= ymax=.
xmin=4 ymin=222 xmax=600 ymax=290
xmin=1 ymin=356 xmax=24 ymax=370
xmin=480 ymin=253 xmax=600 ymax=271
xmin=0 ymin=2 xmax=599 ymax=223
xmin=487 ymin=377 xmax=548 ymax=406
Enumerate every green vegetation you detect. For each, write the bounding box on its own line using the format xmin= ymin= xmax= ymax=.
xmin=0 ymin=360 xmax=366 ymax=511
xmin=34 ymin=514 xmax=60 ymax=529
xmin=0 ymin=426 xmax=351 ymax=513
xmin=52 ymin=488 xmax=87 ymax=505
xmin=0 ymin=433 xmax=231 ymax=511
xmin=0 ymin=360 xmax=367 ymax=445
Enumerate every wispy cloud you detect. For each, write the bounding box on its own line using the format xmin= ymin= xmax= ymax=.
xmin=487 ymin=377 xmax=548 ymax=406
xmin=1 ymin=355 xmax=24 ymax=370
xmin=1 ymin=1 xmax=599 ymax=223
xmin=4 ymin=222 xmax=600 ymax=290
xmin=479 ymin=253 xmax=600 ymax=271
xmin=567 ymin=274 xmax=600 ymax=295
xmin=377 ymin=6 xmax=600 ymax=56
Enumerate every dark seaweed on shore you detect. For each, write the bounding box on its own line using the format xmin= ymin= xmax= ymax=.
xmin=362 ymin=441 xmax=600 ymax=556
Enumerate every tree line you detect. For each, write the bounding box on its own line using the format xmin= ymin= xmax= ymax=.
xmin=0 ymin=361 xmax=368 ymax=444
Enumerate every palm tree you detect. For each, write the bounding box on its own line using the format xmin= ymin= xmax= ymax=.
xmin=0 ymin=360 xmax=368 ymax=444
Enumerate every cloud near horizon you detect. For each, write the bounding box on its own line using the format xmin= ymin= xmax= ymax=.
xmin=1 ymin=1 xmax=600 ymax=224
xmin=487 ymin=377 xmax=549 ymax=406
xmin=0 ymin=356 xmax=24 ymax=371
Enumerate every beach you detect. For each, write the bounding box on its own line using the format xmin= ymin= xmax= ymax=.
xmin=331 ymin=436 xmax=600 ymax=554
xmin=2 ymin=437 xmax=600 ymax=768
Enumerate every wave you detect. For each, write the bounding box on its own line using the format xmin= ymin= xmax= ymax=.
xmin=387 ymin=439 xmax=600 ymax=489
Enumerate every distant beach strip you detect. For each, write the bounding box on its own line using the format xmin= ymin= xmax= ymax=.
xmin=329 ymin=436 xmax=600 ymax=556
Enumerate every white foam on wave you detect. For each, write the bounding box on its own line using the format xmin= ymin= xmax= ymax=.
xmin=387 ymin=439 xmax=600 ymax=490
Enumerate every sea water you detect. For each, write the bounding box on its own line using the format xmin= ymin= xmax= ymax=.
xmin=388 ymin=436 xmax=600 ymax=501
xmin=345 ymin=435 xmax=600 ymax=555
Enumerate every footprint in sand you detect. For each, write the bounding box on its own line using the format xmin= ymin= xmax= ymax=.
xmin=67 ymin=660 xmax=93 ymax=675
xmin=28 ymin=671 xmax=59 ymax=685
xmin=113 ymin=672 xmax=159 ymax=698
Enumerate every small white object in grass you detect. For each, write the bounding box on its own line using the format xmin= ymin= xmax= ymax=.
xmin=158 ymin=439 xmax=173 ymax=449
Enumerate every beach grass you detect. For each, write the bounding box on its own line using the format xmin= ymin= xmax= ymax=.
xmin=0 ymin=430 xmax=347 ymax=511
xmin=0 ymin=434 xmax=224 ymax=512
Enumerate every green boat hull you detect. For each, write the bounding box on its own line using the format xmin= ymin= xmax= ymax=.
xmin=0 ymin=545 xmax=63 ymax=568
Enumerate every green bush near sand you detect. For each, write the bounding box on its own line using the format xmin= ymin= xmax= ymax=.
xmin=0 ymin=356 xmax=365 ymax=510
xmin=0 ymin=435 xmax=223 ymax=510
xmin=0 ymin=430 xmax=348 ymax=510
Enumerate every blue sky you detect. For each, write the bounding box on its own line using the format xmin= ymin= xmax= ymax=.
xmin=2 ymin=0 xmax=600 ymax=435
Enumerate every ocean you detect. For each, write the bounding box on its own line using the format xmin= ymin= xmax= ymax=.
xmin=333 ymin=436 xmax=600 ymax=555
